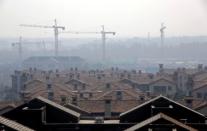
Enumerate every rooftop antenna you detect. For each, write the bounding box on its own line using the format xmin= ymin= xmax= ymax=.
xmin=20 ymin=19 xmax=65 ymax=56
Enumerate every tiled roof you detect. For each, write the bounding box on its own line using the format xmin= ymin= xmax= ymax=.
xmin=124 ymin=113 xmax=198 ymax=131
xmin=0 ymin=116 xmax=35 ymax=131
xmin=78 ymin=100 xmax=142 ymax=113
xmin=36 ymin=96 xmax=80 ymax=118
xmin=120 ymin=95 xmax=206 ymax=118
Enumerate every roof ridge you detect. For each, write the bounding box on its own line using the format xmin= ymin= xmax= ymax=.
xmin=36 ymin=96 xmax=80 ymax=118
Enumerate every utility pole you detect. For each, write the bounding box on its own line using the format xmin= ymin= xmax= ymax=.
xmin=20 ymin=19 xmax=65 ymax=56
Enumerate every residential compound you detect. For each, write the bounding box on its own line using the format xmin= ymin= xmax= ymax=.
xmin=1 ymin=95 xmax=207 ymax=130
xmin=1 ymin=64 xmax=207 ymax=130
xmin=7 ymin=64 xmax=207 ymax=111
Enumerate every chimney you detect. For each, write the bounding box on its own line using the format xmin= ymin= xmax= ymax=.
xmin=159 ymin=64 xmax=164 ymax=73
xmin=106 ymin=83 xmax=111 ymax=90
xmin=184 ymin=96 xmax=193 ymax=109
xmin=33 ymin=68 xmax=37 ymax=73
xmin=115 ymin=67 xmax=119 ymax=72
xmin=77 ymin=73 xmax=80 ymax=79
xmin=70 ymin=73 xmax=74 ymax=79
xmin=97 ymin=74 xmax=101 ymax=80
xmin=72 ymin=95 xmax=78 ymax=105
xmin=55 ymin=69 xmax=59 ymax=73
xmin=104 ymin=96 xmax=112 ymax=118
xmin=46 ymin=75 xmax=53 ymax=101
xmin=29 ymin=67 xmax=33 ymax=73
xmin=148 ymin=74 xmax=154 ymax=79
xmin=204 ymin=66 xmax=207 ymax=71
xmin=127 ymin=73 xmax=131 ymax=79
xmin=131 ymin=70 xmax=136 ymax=74
xmin=120 ymin=73 xmax=124 ymax=79
xmin=198 ymin=64 xmax=203 ymax=72
xmin=47 ymin=84 xmax=53 ymax=101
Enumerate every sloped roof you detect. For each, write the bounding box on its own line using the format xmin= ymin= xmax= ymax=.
xmin=36 ymin=96 xmax=80 ymax=118
xmin=65 ymin=78 xmax=88 ymax=85
xmin=0 ymin=116 xmax=35 ymax=131
xmin=96 ymin=89 xmax=139 ymax=100
xmin=124 ymin=113 xmax=198 ymax=131
xmin=120 ymin=95 xmax=206 ymax=118
xmin=193 ymin=81 xmax=207 ymax=91
xmin=78 ymin=100 xmax=142 ymax=113
xmin=149 ymin=77 xmax=175 ymax=85
xmin=64 ymin=102 xmax=90 ymax=115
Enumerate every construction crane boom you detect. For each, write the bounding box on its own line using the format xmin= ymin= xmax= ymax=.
xmin=20 ymin=24 xmax=53 ymax=29
xmin=20 ymin=19 xmax=65 ymax=56
xmin=61 ymin=25 xmax=115 ymax=62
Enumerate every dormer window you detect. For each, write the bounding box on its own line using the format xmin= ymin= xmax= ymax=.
xmin=74 ymin=84 xmax=78 ymax=90
xmin=116 ymin=91 xmax=122 ymax=100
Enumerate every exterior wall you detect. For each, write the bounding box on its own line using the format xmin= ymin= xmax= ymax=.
xmin=176 ymin=71 xmax=189 ymax=94
xmin=149 ymin=79 xmax=176 ymax=97
xmin=196 ymin=106 xmax=207 ymax=116
xmin=192 ymin=86 xmax=207 ymax=100
xmin=11 ymin=71 xmax=28 ymax=99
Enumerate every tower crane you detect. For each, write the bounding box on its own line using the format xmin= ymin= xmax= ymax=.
xmin=61 ymin=25 xmax=115 ymax=62
xmin=12 ymin=37 xmax=46 ymax=59
xmin=20 ymin=19 xmax=65 ymax=56
xmin=12 ymin=36 xmax=22 ymax=60
xmin=160 ymin=23 xmax=166 ymax=47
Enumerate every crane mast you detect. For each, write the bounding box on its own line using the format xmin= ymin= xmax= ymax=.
xmin=61 ymin=25 xmax=115 ymax=62
xmin=12 ymin=36 xmax=22 ymax=60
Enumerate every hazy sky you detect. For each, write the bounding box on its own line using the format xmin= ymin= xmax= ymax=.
xmin=0 ymin=0 xmax=207 ymax=38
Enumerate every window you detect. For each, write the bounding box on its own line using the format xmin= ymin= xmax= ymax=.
xmin=48 ymin=92 xmax=54 ymax=100
xmin=197 ymin=93 xmax=202 ymax=98
xmin=106 ymin=83 xmax=111 ymax=89
xmin=204 ymin=93 xmax=207 ymax=100
xmin=61 ymin=96 xmax=66 ymax=103
xmin=116 ymin=91 xmax=122 ymax=100
xmin=153 ymin=86 xmax=167 ymax=94
xmin=168 ymin=86 xmax=172 ymax=91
